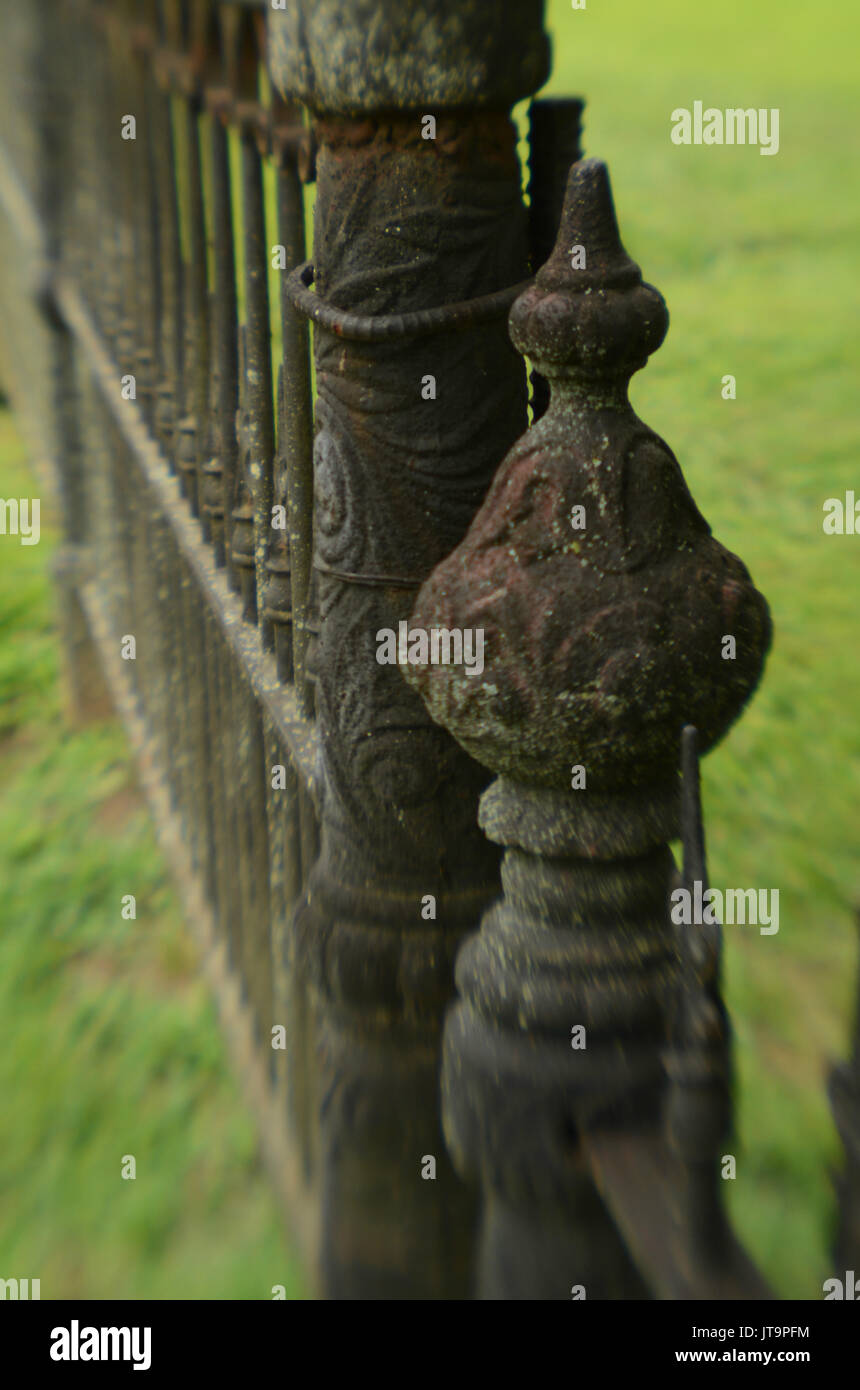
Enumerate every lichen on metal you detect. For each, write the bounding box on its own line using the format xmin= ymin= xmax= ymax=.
xmin=267 ymin=0 xmax=550 ymax=113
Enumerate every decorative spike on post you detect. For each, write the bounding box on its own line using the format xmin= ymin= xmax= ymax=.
xmin=403 ymin=157 xmax=772 ymax=1298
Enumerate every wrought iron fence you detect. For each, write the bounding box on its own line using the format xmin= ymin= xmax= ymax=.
xmin=0 ymin=0 xmax=856 ymax=1300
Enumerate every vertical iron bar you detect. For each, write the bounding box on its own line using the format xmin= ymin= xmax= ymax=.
xmin=202 ymin=604 xmax=231 ymax=955
xmin=526 ymin=97 xmax=584 ymax=423
xmin=127 ymin=21 xmax=160 ymax=431
xmin=276 ymin=145 xmax=313 ymax=712
xmin=151 ymin=52 xmax=185 ymax=461
xmin=237 ymin=105 xmax=275 ymax=640
xmin=208 ymin=98 xmax=239 ymax=575
xmin=177 ymin=89 xmax=210 ymax=516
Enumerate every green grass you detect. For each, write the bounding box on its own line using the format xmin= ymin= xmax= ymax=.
xmin=1 ymin=0 xmax=858 ymax=1301
xmin=0 ymin=414 xmax=304 ymax=1299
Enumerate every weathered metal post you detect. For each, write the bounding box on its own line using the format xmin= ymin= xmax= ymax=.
xmin=405 ymin=158 xmax=772 ymax=1297
xmin=267 ymin=0 xmax=549 ymax=1297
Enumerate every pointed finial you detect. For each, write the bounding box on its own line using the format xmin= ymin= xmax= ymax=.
xmin=509 ymin=157 xmax=668 ymax=380
xmin=403 ymin=158 xmax=771 ymax=793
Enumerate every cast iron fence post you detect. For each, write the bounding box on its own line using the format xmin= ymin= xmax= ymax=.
xmin=405 ymin=158 xmax=773 ymax=1298
xmin=268 ymin=0 xmax=550 ymax=1298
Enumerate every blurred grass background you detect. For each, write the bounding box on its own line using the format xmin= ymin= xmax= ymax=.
xmin=1 ymin=0 xmax=858 ymax=1299
xmin=0 ymin=414 xmax=304 ymax=1299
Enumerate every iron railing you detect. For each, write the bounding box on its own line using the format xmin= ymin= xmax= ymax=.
xmin=0 ymin=0 xmax=857 ymax=1300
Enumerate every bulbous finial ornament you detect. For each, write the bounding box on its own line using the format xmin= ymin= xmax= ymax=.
xmin=403 ymin=158 xmax=771 ymax=793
